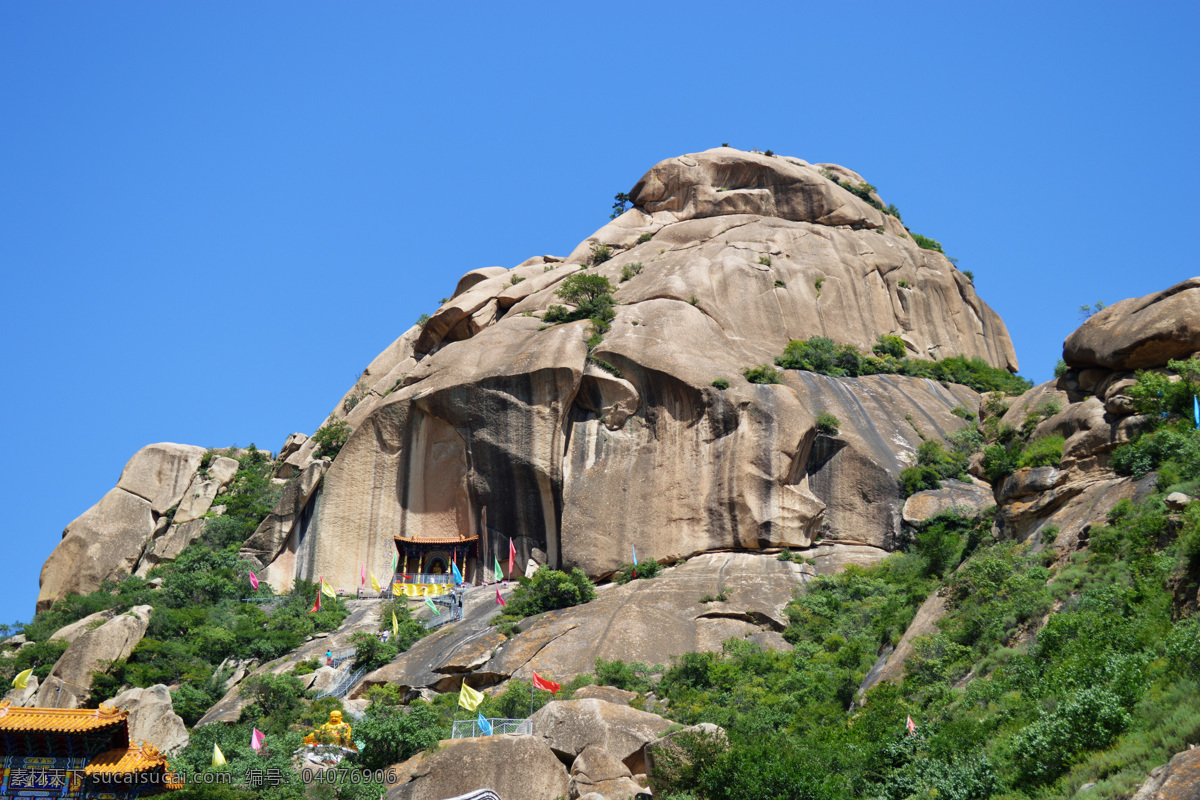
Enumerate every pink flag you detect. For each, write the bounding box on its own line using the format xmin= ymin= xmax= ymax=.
xmin=361 ymin=563 xmax=366 ymax=586
xmin=906 ymin=716 xmax=916 ymax=734
xmin=496 ymin=588 xmax=506 ymax=607
xmin=508 ymin=539 xmax=516 ymax=579
xmin=248 ymin=570 xmax=259 ymax=591
xmin=251 ymin=728 xmax=265 ymax=752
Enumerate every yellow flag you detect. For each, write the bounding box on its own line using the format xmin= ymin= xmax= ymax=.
xmin=458 ymin=681 xmax=485 ymax=712
xmin=370 ymin=572 xmax=382 ymax=593
xmin=12 ymin=668 xmax=33 ymax=689
xmin=321 ymin=580 xmax=336 ymax=599
xmin=212 ymin=743 xmax=226 ymax=767
xmin=392 ymin=610 xmax=399 ymax=640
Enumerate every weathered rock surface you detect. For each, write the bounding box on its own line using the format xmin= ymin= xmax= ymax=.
xmin=136 ymin=519 xmax=207 ymax=576
xmin=107 ymin=684 xmax=189 ymax=753
xmin=264 ymin=148 xmax=1016 ymax=592
xmin=241 ymin=459 xmax=330 ymax=589
xmin=38 ymin=488 xmax=156 ymax=612
xmin=902 ymin=480 xmax=994 ymax=527
xmin=1131 ymin=747 xmax=1200 ymax=800
xmin=867 ymin=591 xmax=948 ymax=689
xmin=1065 ymin=277 xmax=1200 ymax=370
xmin=571 ymin=685 xmax=638 ymax=706
xmin=46 ymin=609 xmax=119 ymax=645
xmin=386 ymin=735 xmax=569 ymax=800
xmin=115 ymin=443 xmax=207 ymax=514
xmin=533 ymin=698 xmax=673 ymax=773
xmin=2 ymin=674 xmax=39 ymax=707
xmin=569 ymin=744 xmax=642 ymax=800
xmin=359 ymin=553 xmax=807 ymax=695
xmin=36 ymin=605 xmax=153 ymax=709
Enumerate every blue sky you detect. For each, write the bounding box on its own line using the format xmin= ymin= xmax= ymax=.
xmin=2 ymin=1 xmax=1197 ymax=626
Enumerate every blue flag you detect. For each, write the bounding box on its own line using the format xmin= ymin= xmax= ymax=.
xmin=452 ymin=561 xmax=463 ymax=584
xmin=632 ymin=544 xmax=637 ymax=565
xmin=477 ymin=712 xmax=493 ymax=736
xmin=1194 ymin=395 xmax=1198 ymax=428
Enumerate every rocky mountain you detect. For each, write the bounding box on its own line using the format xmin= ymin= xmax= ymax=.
xmin=21 ymin=148 xmax=1200 ymax=800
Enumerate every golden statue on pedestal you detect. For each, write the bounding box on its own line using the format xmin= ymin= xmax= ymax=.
xmin=302 ymin=710 xmax=356 ymax=750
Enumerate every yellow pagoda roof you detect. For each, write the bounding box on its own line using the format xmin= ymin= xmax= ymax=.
xmin=85 ymin=743 xmax=173 ymax=777
xmin=0 ymin=702 xmax=127 ymax=734
xmin=395 ymin=533 xmax=478 ymax=545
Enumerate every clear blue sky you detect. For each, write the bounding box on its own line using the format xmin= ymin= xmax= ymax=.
xmin=3 ymin=1 xmax=1197 ymax=626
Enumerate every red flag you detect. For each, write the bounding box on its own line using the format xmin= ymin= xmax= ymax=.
xmin=508 ymin=539 xmax=516 ymax=579
xmin=906 ymin=715 xmax=916 ymax=734
xmin=361 ymin=563 xmax=366 ymax=586
xmin=496 ymin=588 xmax=506 ymax=607
xmin=248 ymin=570 xmax=259 ymax=591
xmin=308 ymin=592 xmax=321 ymax=614
xmin=532 ymin=671 xmax=561 ymax=695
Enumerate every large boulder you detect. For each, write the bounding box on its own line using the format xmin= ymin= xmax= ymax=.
xmin=902 ymin=480 xmax=994 ymax=527
xmin=568 ymin=744 xmax=643 ymax=800
xmin=1131 ymin=747 xmax=1200 ymax=800
xmin=386 ymin=735 xmax=569 ymax=800
xmin=532 ymin=698 xmax=674 ymax=773
xmin=36 ymin=605 xmax=153 ymax=709
xmin=115 ymin=443 xmax=207 ymax=514
xmin=1065 ymin=277 xmax=1200 ymax=370
xmin=38 ymin=488 xmax=155 ymax=612
xmin=107 ymin=684 xmax=189 ymax=753
xmin=261 ymin=149 xmax=1016 ymax=591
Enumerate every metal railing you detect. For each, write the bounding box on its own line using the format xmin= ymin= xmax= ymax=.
xmin=423 ymin=606 xmax=463 ymax=630
xmin=451 ymin=718 xmax=532 ymax=739
xmin=396 ymin=573 xmax=453 ymax=584
xmin=326 ymin=648 xmax=356 ymax=668
xmin=314 ymin=665 xmax=367 ymax=700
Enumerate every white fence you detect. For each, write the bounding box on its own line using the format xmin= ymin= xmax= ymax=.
xmin=451 ymin=718 xmax=532 ymax=739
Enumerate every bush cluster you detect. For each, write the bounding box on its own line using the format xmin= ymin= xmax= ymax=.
xmin=543 ymin=273 xmax=616 ymax=349
xmin=774 ymin=336 xmax=1031 ymax=395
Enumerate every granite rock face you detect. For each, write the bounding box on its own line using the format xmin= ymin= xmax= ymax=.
xmin=107 ymin=684 xmax=189 ymax=753
xmin=35 ymin=605 xmax=153 ymax=709
xmin=1065 ymin=277 xmax=1200 ymax=370
xmin=256 ymin=150 xmax=1016 ymax=591
xmin=386 ymin=735 xmax=570 ymax=800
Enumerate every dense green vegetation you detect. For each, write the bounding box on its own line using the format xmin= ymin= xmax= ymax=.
xmin=489 ymin=566 xmax=597 ymax=634
xmin=312 ymin=420 xmax=351 ymax=460
xmin=774 ymin=335 xmax=1032 ymax=396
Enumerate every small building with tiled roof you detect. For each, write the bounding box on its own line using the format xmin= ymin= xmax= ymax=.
xmin=0 ymin=701 xmax=179 ymax=798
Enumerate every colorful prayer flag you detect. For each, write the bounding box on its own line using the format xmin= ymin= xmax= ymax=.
xmin=906 ymin=715 xmax=916 ymax=734
xmin=251 ymin=728 xmax=265 ymax=752
xmin=477 ymin=712 xmax=493 ymax=736
xmin=532 ymin=671 xmax=561 ymax=694
xmin=12 ymin=668 xmax=33 ymax=689
xmin=1194 ymin=395 xmax=1198 ymax=427
xmin=248 ymin=570 xmax=259 ymax=591
xmin=632 ymin=544 xmax=638 ymax=578
xmin=392 ymin=610 xmax=399 ymax=640
xmin=458 ymin=681 xmax=485 ymax=711
xmin=508 ymin=539 xmax=516 ymax=578
xmin=425 ymin=597 xmax=440 ymax=615
xmin=308 ymin=592 xmax=321 ymax=614
xmin=496 ymin=588 xmax=506 ymax=607
xmin=494 ymin=556 xmax=503 ymax=583
xmin=321 ymin=579 xmax=336 ymax=599
xmin=370 ymin=572 xmax=382 ymax=593
xmin=392 ymin=552 xmax=399 ymax=573
xmin=361 ymin=564 xmax=366 ymax=586
xmin=452 ymin=561 xmax=463 ymax=585
xmin=212 ymin=743 xmax=227 ymax=767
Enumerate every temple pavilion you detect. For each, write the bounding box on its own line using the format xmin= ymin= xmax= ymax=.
xmin=0 ymin=702 xmax=179 ymax=799
xmin=394 ymin=529 xmax=477 ymax=581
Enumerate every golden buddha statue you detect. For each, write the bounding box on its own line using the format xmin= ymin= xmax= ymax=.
xmin=303 ymin=710 xmax=356 ymax=749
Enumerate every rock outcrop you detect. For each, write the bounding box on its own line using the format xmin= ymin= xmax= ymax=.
xmin=37 ymin=444 xmax=240 ymax=610
xmin=533 ymin=698 xmax=674 ymax=774
xmin=386 ymin=735 xmax=570 ymax=800
xmin=35 ymin=605 xmax=153 ymax=709
xmin=107 ymin=684 xmax=189 ymax=753
xmin=247 ymin=149 xmax=1016 ymax=592
xmin=1131 ymin=748 xmax=1200 ymax=800
xmin=1065 ymin=277 xmax=1200 ymax=370
xmin=358 ymin=553 xmax=807 ymax=695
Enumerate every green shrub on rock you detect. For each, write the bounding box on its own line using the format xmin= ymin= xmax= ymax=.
xmin=742 ymin=365 xmax=783 ymax=385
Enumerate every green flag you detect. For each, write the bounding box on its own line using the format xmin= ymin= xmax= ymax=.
xmin=425 ymin=597 xmax=440 ymax=615
xmin=494 ymin=556 xmax=503 ymax=582
xmin=391 ymin=552 xmax=398 ymax=573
